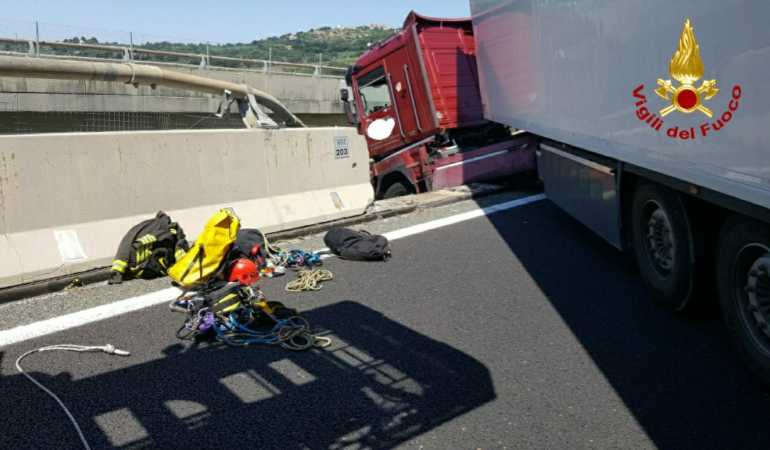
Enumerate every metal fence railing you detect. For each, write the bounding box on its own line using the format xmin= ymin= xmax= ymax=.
xmin=0 ymin=18 xmax=348 ymax=77
xmin=0 ymin=110 xmax=248 ymax=134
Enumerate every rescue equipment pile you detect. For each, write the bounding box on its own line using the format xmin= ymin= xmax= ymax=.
xmin=162 ymin=208 xmax=330 ymax=349
xmin=108 ymin=208 xmax=392 ymax=350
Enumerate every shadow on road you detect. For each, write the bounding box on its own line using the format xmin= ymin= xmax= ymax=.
xmin=0 ymin=301 xmax=494 ymax=449
xmin=484 ymin=196 xmax=770 ymax=448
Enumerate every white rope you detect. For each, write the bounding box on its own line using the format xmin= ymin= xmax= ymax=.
xmin=15 ymin=344 xmax=131 ymax=450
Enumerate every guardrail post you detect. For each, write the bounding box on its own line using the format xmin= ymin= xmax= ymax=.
xmin=206 ymin=41 xmax=210 ymax=68
xmin=129 ymin=32 xmax=134 ymax=61
xmin=35 ymin=22 xmax=40 ymax=57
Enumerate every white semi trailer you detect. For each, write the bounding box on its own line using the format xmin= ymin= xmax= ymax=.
xmin=469 ymin=0 xmax=770 ymax=384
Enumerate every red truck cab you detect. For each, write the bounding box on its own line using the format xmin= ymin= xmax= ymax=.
xmin=341 ymin=11 xmax=536 ymax=198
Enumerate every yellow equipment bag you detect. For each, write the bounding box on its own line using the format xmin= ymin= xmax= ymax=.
xmin=168 ymin=208 xmax=240 ymax=289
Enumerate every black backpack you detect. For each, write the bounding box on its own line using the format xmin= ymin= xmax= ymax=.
xmin=323 ymin=228 xmax=391 ymax=262
xmin=227 ymin=228 xmax=267 ymax=267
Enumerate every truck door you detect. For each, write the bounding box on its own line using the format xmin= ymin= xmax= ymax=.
xmin=355 ymin=65 xmax=405 ymax=156
xmin=381 ymin=51 xmax=424 ymax=144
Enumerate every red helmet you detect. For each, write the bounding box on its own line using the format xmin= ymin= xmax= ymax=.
xmin=227 ymin=258 xmax=259 ymax=285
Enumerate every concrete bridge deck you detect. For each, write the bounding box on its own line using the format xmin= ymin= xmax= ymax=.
xmin=0 ymin=61 xmax=349 ymax=129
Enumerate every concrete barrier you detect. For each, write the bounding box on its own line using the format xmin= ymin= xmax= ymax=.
xmin=0 ymin=127 xmax=372 ymax=291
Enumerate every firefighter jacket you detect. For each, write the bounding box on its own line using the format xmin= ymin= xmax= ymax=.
xmin=108 ymin=211 xmax=189 ymax=284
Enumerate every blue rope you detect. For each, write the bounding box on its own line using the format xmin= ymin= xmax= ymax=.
xmin=210 ymin=306 xmax=300 ymax=346
xmin=213 ymin=321 xmax=282 ymax=345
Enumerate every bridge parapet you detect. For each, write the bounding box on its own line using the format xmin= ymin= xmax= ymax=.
xmin=0 ymin=61 xmax=346 ymax=117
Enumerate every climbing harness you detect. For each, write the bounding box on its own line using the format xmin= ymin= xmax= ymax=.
xmin=285 ymin=269 xmax=333 ymax=292
xmin=16 ymin=343 xmax=131 ymax=450
xmin=171 ymin=283 xmax=330 ymax=349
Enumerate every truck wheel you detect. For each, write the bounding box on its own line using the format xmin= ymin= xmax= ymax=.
xmin=383 ymin=182 xmax=409 ymax=199
xmin=631 ymin=182 xmax=694 ymax=311
xmin=716 ymin=216 xmax=770 ymax=385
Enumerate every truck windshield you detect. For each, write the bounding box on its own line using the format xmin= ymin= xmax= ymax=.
xmin=356 ymin=66 xmax=391 ymax=116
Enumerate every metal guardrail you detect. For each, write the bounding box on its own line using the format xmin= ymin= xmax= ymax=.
xmin=0 ymin=36 xmax=347 ymax=77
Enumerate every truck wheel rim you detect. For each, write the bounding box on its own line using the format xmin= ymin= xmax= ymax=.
xmin=734 ymin=244 xmax=770 ymax=357
xmin=642 ymin=201 xmax=675 ymax=280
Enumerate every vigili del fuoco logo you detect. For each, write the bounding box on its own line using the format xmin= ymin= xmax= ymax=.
xmin=633 ymin=19 xmax=741 ymax=139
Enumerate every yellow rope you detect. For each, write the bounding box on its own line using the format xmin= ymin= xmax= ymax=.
xmin=260 ymin=231 xmax=286 ymax=257
xmin=285 ymin=269 xmax=333 ymax=292
xmin=261 ymin=231 xmax=296 ymax=267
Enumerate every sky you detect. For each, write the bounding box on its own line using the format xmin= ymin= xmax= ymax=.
xmin=0 ymin=1 xmax=473 ymax=44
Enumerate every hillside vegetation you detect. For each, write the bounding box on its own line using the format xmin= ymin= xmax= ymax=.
xmin=43 ymin=24 xmax=399 ymax=71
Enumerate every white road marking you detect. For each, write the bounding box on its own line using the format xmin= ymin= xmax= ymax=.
xmin=0 ymin=193 xmax=545 ymax=348
xmin=314 ymin=193 xmax=546 ymax=252
xmin=382 ymin=193 xmax=545 ymax=241
xmin=0 ymin=288 xmax=181 ymax=348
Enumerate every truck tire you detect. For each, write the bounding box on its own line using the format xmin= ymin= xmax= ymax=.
xmin=383 ymin=181 xmax=409 ymax=199
xmin=716 ymin=215 xmax=770 ymax=385
xmin=631 ymin=182 xmax=695 ymax=311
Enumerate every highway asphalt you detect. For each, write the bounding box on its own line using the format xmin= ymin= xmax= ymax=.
xmin=2 ymin=192 xmax=769 ymax=449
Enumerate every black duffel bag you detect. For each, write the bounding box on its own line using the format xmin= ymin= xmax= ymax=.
xmin=323 ymin=228 xmax=391 ymax=262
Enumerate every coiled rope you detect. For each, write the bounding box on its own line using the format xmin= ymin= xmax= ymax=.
xmin=285 ymin=269 xmax=333 ymax=292
xmin=213 ymin=313 xmax=331 ymax=349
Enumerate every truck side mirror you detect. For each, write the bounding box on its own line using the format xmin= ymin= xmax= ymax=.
xmin=340 ymin=88 xmax=359 ymax=126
